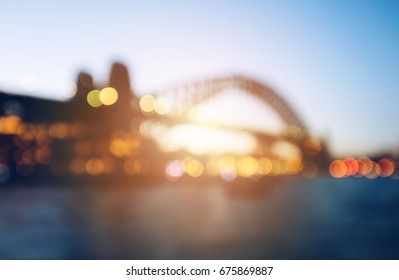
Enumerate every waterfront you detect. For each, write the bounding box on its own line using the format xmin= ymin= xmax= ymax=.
xmin=0 ymin=176 xmax=398 ymax=259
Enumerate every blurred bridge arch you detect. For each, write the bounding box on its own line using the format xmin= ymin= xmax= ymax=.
xmin=141 ymin=75 xmax=314 ymax=148
xmin=136 ymin=74 xmax=331 ymax=176
xmin=152 ymin=75 xmax=307 ymax=132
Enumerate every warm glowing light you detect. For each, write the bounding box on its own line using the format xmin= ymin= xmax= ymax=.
xmin=186 ymin=88 xmax=285 ymax=135
xmin=343 ymin=157 xmax=359 ymax=176
xmin=35 ymin=129 xmax=50 ymax=146
xmin=182 ymin=157 xmax=204 ymax=177
xmin=99 ymin=87 xmax=118 ymax=105
xmin=329 ymin=160 xmax=347 ymax=178
xmin=218 ymin=156 xmax=236 ymax=169
xmin=237 ymin=156 xmax=258 ymax=177
xmin=155 ymin=97 xmax=171 ymax=115
xmin=109 ymin=136 xmax=139 ymax=157
xmin=257 ymin=157 xmax=273 ymax=175
xmin=87 ymin=90 xmax=102 ymax=107
xmin=303 ymin=138 xmax=321 ymax=156
xmin=365 ymin=161 xmax=380 ymax=179
xmin=49 ymin=122 xmax=68 ymax=139
xmin=271 ymin=141 xmax=301 ymax=160
xmin=285 ymin=156 xmax=303 ymax=174
xmin=206 ymin=158 xmax=220 ymax=177
xmin=0 ymin=116 xmax=21 ymax=134
xmin=217 ymin=156 xmax=237 ymax=180
xmin=110 ymin=138 xmax=128 ymax=157
xmin=378 ymin=158 xmax=395 ymax=177
xmin=158 ymin=124 xmax=256 ymax=155
xmin=124 ymin=134 xmax=141 ymax=155
xmin=139 ymin=95 xmax=156 ymax=113
xmin=85 ymin=158 xmax=104 ymax=176
xmin=18 ymin=125 xmax=36 ymax=141
xmin=270 ymin=160 xmax=282 ymax=176
xmin=357 ymin=157 xmax=373 ymax=176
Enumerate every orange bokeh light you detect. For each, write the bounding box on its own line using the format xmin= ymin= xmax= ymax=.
xmin=365 ymin=161 xmax=380 ymax=179
xmin=329 ymin=160 xmax=347 ymax=178
xmin=357 ymin=157 xmax=373 ymax=176
xmin=343 ymin=157 xmax=359 ymax=176
xmin=378 ymin=158 xmax=395 ymax=177
xmin=303 ymin=138 xmax=321 ymax=156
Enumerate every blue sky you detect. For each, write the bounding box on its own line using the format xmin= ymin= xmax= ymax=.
xmin=1 ymin=0 xmax=399 ymax=157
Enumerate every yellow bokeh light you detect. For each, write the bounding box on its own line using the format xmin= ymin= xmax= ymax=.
xmin=257 ymin=157 xmax=273 ymax=175
xmin=206 ymin=158 xmax=220 ymax=177
xmin=270 ymin=160 xmax=283 ymax=176
xmin=87 ymin=90 xmax=102 ymax=107
xmin=99 ymin=87 xmax=118 ymax=106
xmin=155 ymin=97 xmax=171 ymax=115
xmin=182 ymin=157 xmax=204 ymax=177
xmin=237 ymin=156 xmax=258 ymax=177
xmin=218 ymin=156 xmax=236 ymax=169
xmin=85 ymin=158 xmax=104 ymax=176
xmin=109 ymin=135 xmax=140 ymax=158
xmin=139 ymin=95 xmax=156 ymax=113
xmin=182 ymin=157 xmax=194 ymax=170
xmin=110 ymin=138 xmax=128 ymax=157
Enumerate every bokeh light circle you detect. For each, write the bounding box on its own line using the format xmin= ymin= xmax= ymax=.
xmin=87 ymin=90 xmax=102 ymax=107
xmin=99 ymin=87 xmax=118 ymax=106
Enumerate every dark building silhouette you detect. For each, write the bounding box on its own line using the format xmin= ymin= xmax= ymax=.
xmin=0 ymin=62 xmax=146 ymax=183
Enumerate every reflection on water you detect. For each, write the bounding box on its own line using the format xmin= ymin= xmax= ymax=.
xmin=1 ymin=176 xmax=399 ymax=259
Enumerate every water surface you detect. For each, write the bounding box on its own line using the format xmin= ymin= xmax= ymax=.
xmin=0 ymin=176 xmax=398 ymax=259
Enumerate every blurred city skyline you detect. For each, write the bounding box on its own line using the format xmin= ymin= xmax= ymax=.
xmin=1 ymin=0 xmax=399 ymax=157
